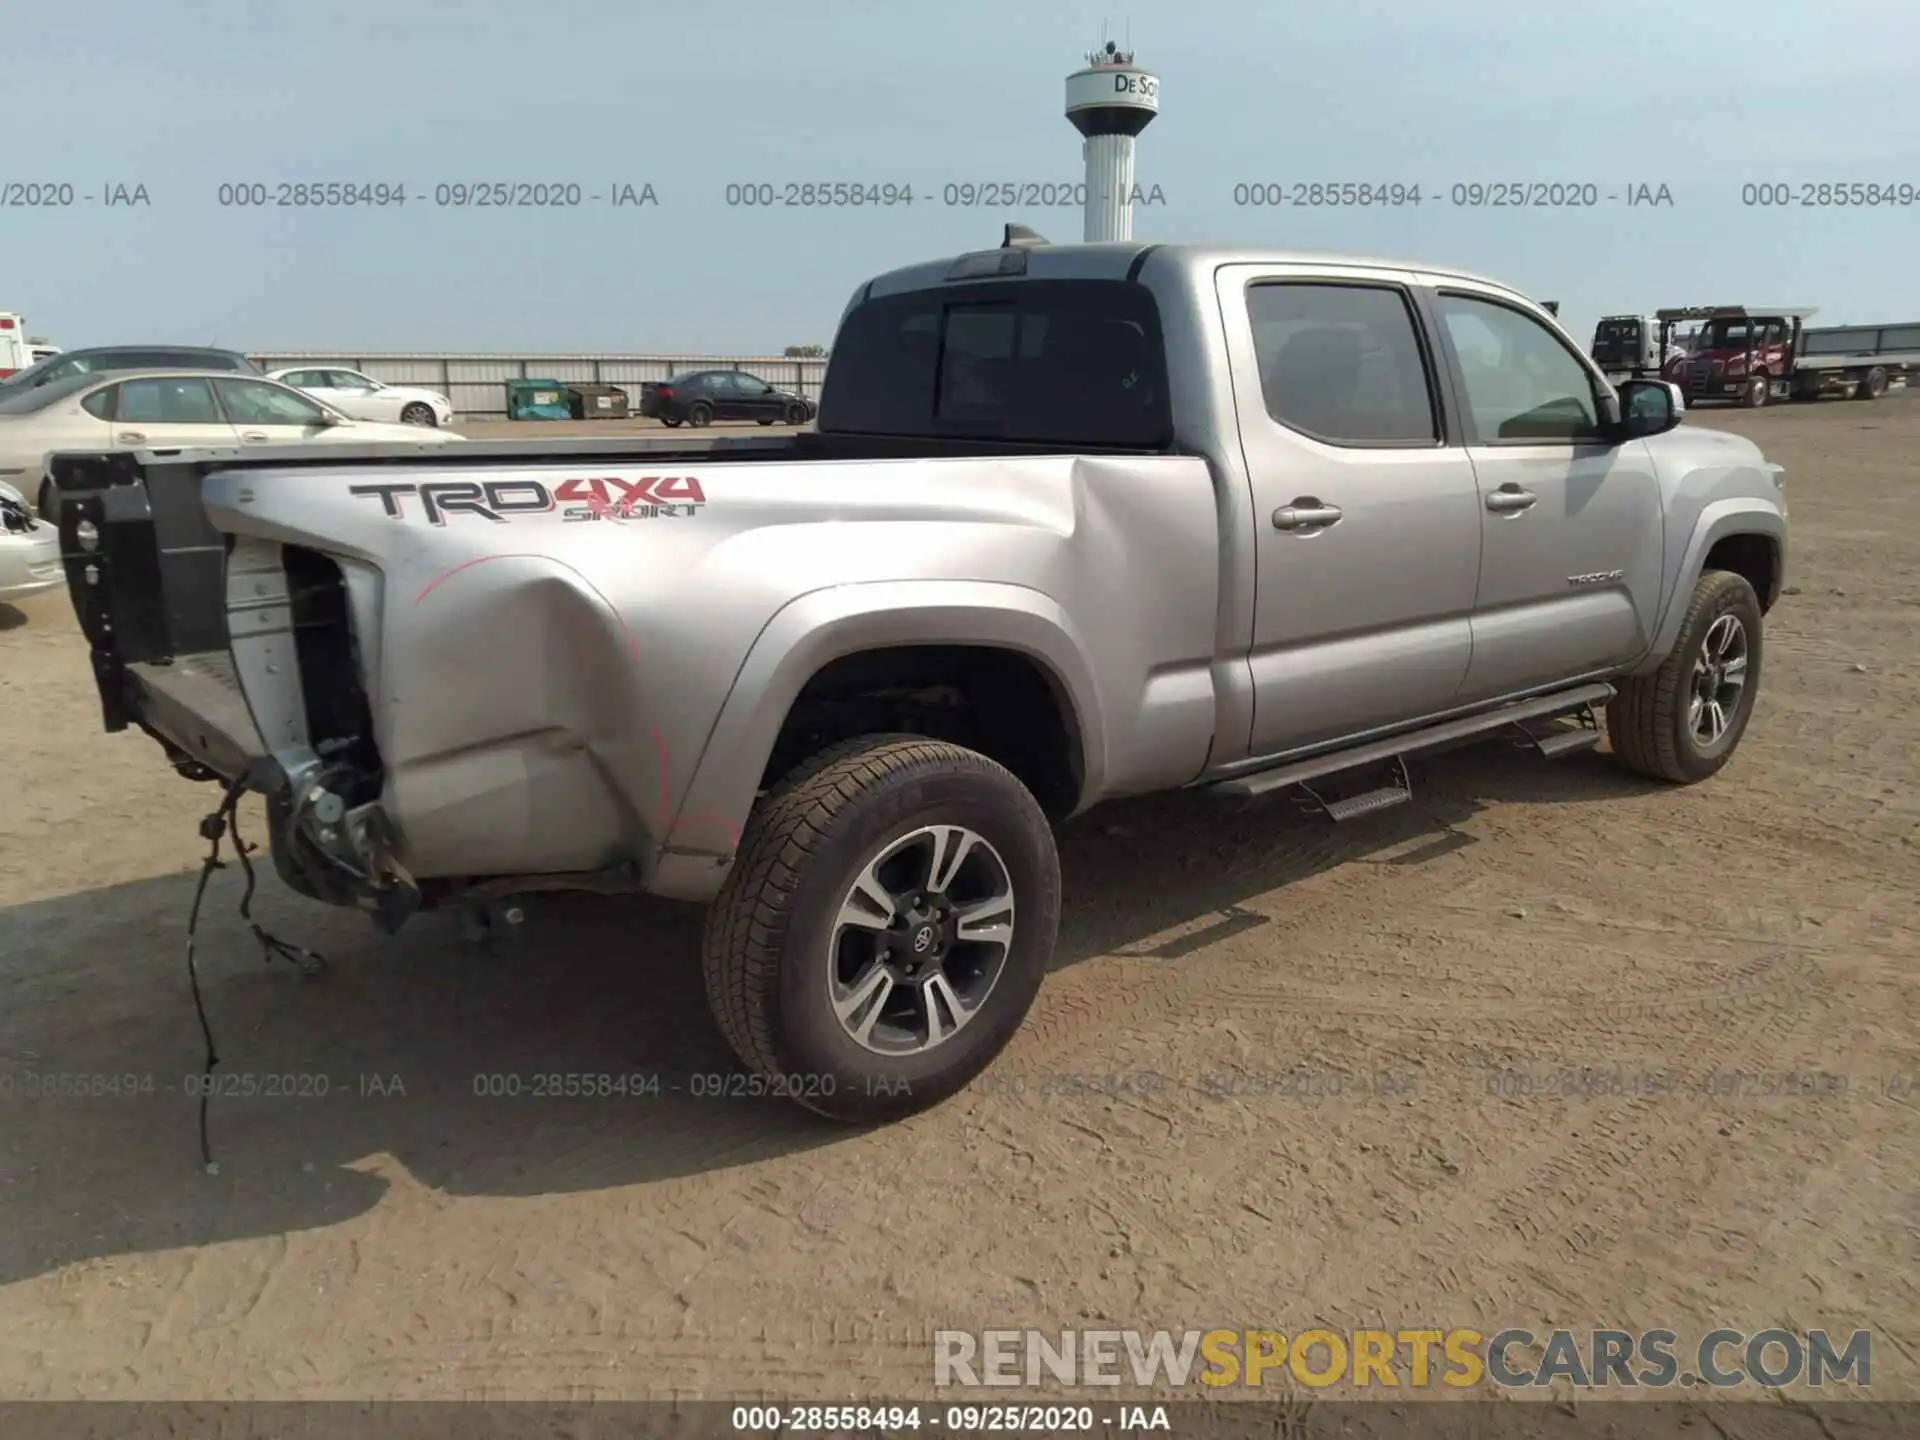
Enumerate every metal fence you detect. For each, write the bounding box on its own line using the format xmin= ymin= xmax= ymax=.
xmin=246 ymin=352 xmax=831 ymax=419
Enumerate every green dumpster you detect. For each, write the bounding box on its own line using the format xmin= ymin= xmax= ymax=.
xmin=505 ymin=378 xmax=573 ymax=421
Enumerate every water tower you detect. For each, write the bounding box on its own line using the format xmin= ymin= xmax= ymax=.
xmin=1065 ymin=37 xmax=1159 ymax=243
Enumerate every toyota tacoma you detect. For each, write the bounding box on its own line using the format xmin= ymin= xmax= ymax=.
xmin=50 ymin=230 xmax=1789 ymax=1123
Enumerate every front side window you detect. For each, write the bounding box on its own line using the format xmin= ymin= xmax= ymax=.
xmin=1248 ymin=282 xmax=1438 ymax=444
xmin=1437 ymin=293 xmax=1601 ymax=442
xmin=216 ymin=378 xmax=328 ymax=425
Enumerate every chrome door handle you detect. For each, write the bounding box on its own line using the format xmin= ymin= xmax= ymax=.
xmin=1485 ymin=485 xmax=1538 ymax=513
xmin=117 ymin=431 xmax=147 ymax=443
xmin=1273 ymin=500 xmax=1344 ymax=530
xmin=241 ymin=431 xmax=270 ymax=443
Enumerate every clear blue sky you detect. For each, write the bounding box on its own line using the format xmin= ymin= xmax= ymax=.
xmin=6 ymin=0 xmax=1916 ymax=356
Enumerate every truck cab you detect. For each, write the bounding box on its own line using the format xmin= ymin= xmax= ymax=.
xmin=1591 ymin=315 xmax=1659 ymax=382
xmin=1656 ymin=306 xmax=1817 ymax=408
xmin=1591 ymin=314 xmax=1699 ymax=385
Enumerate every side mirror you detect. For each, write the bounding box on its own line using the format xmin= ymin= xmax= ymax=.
xmin=1616 ymin=378 xmax=1685 ymax=438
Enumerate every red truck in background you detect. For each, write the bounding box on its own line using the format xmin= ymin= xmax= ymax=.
xmin=1592 ymin=305 xmax=1919 ymax=407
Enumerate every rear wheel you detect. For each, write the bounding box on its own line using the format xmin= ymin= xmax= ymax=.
xmin=1607 ymin=570 xmax=1763 ymax=784
xmin=687 ymin=401 xmax=713 ymax=427
xmin=700 ymin=734 xmax=1061 ymax=1124
xmin=399 ymin=402 xmax=437 ymax=427
xmin=660 ymin=414 xmax=682 ymax=428
xmin=1854 ymin=366 xmax=1888 ymax=401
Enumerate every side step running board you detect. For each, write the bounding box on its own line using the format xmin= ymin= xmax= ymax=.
xmin=1295 ymin=754 xmax=1413 ymax=822
xmin=1211 ymin=682 xmax=1615 ymax=803
xmin=1511 ymin=712 xmax=1604 ymax=758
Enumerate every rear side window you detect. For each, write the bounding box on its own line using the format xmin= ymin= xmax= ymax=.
xmin=1248 ymin=282 xmax=1438 ymax=445
xmin=820 ymin=279 xmax=1171 ymax=446
xmin=116 ymin=378 xmax=221 ymax=424
xmin=81 ymin=387 xmax=116 ymax=420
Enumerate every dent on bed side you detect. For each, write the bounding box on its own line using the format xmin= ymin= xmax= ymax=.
xmin=373 ymin=555 xmax=656 ymax=881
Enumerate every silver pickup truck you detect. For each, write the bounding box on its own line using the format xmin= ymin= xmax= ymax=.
xmin=51 ymin=231 xmax=1788 ymax=1124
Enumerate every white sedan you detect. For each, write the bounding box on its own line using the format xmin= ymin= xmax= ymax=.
xmin=0 ymin=369 xmax=460 ymax=516
xmin=268 ymin=366 xmax=455 ymax=427
xmin=0 ymin=480 xmax=61 ymax=606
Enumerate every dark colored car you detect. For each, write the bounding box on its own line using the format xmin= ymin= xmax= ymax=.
xmin=0 ymin=345 xmax=260 ymax=395
xmin=640 ymin=369 xmax=815 ymax=428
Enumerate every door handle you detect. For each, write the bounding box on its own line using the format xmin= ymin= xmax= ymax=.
xmin=117 ymin=431 xmax=147 ymax=443
xmin=1485 ymin=485 xmax=1538 ymax=513
xmin=1272 ymin=499 xmax=1344 ymax=530
xmin=241 ymin=431 xmax=270 ymax=443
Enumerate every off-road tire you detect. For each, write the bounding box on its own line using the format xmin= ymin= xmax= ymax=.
xmin=687 ymin=401 xmax=714 ymax=427
xmin=700 ymin=734 xmax=1061 ymax=1124
xmin=1607 ymin=569 xmax=1764 ymax=784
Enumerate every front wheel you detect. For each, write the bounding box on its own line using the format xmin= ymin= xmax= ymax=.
xmin=784 ymin=402 xmax=809 ymax=426
xmin=1607 ymin=569 xmax=1763 ymax=784
xmin=399 ymin=402 xmax=438 ymax=427
xmin=1740 ymin=374 xmax=1769 ymax=408
xmin=700 ymin=735 xmax=1061 ymax=1124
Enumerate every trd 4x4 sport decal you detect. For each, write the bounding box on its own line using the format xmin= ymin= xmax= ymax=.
xmin=349 ymin=476 xmax=707 ymax=526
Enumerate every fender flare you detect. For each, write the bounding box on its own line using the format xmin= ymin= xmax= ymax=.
xmin=649 ymin=579 xmax=1105 ymax=902
xmin=1632 ymin=497 xmax=1786 ymax=674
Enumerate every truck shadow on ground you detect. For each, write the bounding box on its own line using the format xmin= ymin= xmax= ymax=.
xmin=0 ymin=741 xmax=1652 ymax=1285
xmin=0 ymin=602 xmax=30 ymax=632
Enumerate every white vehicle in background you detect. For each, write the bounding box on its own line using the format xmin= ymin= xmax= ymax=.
xmin=267 ymin=366 xmax=455 ymax=427
xmin=0 ymin=480 xmax=61 ymax=605
xmin=30 ymin=345 xmax=61 ymax=365
xmin=0 ymin=314 xmax=32 ymax=380
xmin=0 ymin=369 xmax=460 ymax=517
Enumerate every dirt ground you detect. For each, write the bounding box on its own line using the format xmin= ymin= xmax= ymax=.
xmin=0 ymin=400 xmax=1914 ymax=1406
